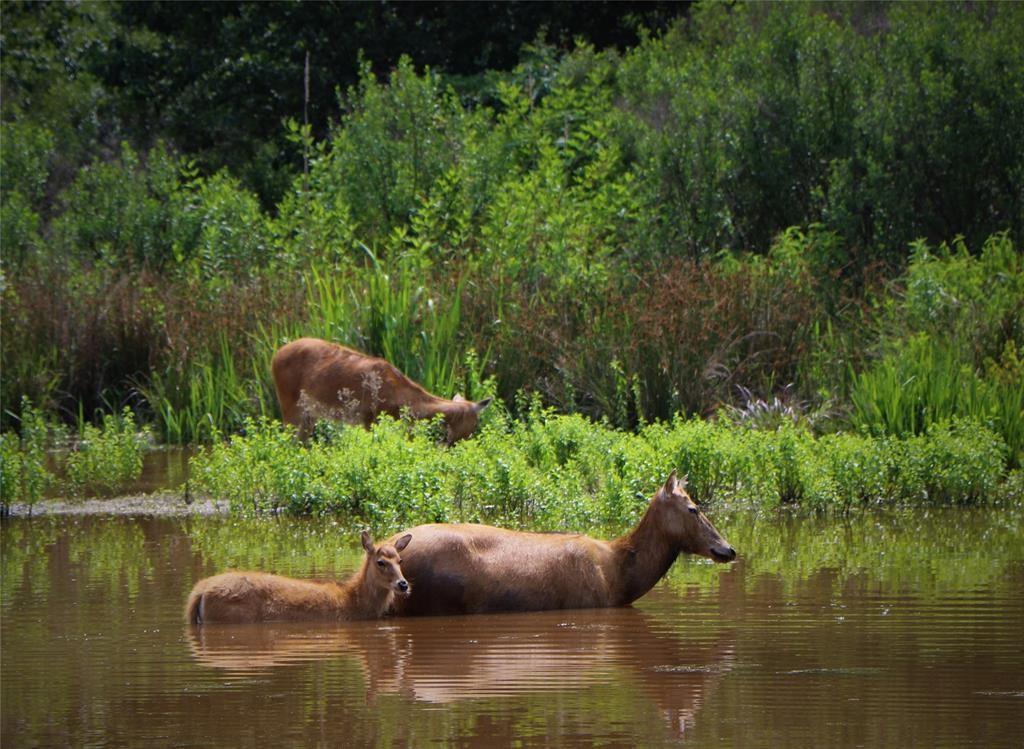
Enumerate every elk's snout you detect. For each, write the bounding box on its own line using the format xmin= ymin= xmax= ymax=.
xmin=396 ymin=579 xmax=410 ymax=595
xmin=710 ymin=545 xmax=736 ymax=563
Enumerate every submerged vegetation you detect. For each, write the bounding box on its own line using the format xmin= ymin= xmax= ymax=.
xmin=2 ymin=3 xmax=1022 ymax=513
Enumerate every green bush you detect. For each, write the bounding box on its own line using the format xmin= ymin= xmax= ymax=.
xmin=190 ymin=410 xmax=1009 ymax=523
xmin=51 ymin=143 xmax=182 ymax=268
xmin=900 ymin=233 xmax=1023 ymax=367
xmin=0 ymin=120 xmax=54 ymax=268
xmin=0 ymin=398 xmax=54 ymax=512
xmin=178 ymin=171 xmax=271 ymax=278
xmin=323 ymin=57 xmax=477 ymax=240
xmin=0 ymin=120 xmax=54 ymax=206
xmin=64 ymin=408 xmax=147 ymax=497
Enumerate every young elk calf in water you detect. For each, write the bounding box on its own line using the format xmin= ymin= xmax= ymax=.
xmin=185 ymin=532 xmax=411 ymax=625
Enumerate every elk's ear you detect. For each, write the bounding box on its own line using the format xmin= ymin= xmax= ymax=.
xmin=662 ymin=470 xmax=680 ymax=496
xmin=394 ymin=533 xmax=412 ymax=552
xmin=474 ymin=397 xmax=493 ymax=413
xmin=679 ymin=473 xmax=689 ymax=490
xmin=453 ymin=393 xmax=466 ymax=403
xmin=361 ymin=530 xmax=374 ymax=553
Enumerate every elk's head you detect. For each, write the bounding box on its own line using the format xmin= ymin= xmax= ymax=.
xmin=362 ymin=530 xmax=412 ymax=595
xmin=654 ymin=472 xmax=736 ymax=563
xmin=444 ymin=395 xmax=493 ymax=444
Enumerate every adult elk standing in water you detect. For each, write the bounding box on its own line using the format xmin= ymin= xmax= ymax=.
xmin=388 ymin=472 xmax=736 ymax=616
xmin=272 ymin=337 xmax=492 ymax=443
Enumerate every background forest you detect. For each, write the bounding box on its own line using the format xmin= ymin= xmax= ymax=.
xmin=2 ymin=1 xmax=1022 ymax=512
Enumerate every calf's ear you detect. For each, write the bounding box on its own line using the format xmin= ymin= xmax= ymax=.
xmin=394 ymin=534 xmax=412 ymax=552
xmin=361 ymin=530 xmax=374 ymax=553
xmin=474 ymin=397 xmax=493 ymax=413
xmin=453 ymin=393 xmax=466 ymax=402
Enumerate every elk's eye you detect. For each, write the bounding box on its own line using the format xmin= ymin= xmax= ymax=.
xmin=376 ymin=560 xmax=386 ymax=567
xmin=688 ymin=506 xmax=698 ymax=515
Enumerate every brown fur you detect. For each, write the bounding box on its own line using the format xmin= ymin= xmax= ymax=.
xmin=185 ymin=532 xmax=412 ymax=624
xmin=388 ymin=472 xmax=736 ymax=615
xmin=271 ymin=337 xmax=491 ymax=442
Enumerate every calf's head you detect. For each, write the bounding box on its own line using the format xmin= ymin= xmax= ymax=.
xmin=361 ymin=530 xmax=412 ymax=595
xmin=654 ymin=472 xmax=736 ymax=563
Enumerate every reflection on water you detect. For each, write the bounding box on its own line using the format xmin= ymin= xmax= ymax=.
xmin=187 ymin=608 xmax=732 ymax=738
xmin=2 ymin=508 xmax=1023 ymax=748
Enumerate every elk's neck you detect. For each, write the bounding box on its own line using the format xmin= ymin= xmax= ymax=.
xmin=435 ymin=399 xmax=469 ymax=418
xmin=398 ymin=396 xmax=455 ymax=421
xmin=338 ymin=560 xmax=393 ymax=619
xmin=612 ymin=503 xmax=680 ymax=606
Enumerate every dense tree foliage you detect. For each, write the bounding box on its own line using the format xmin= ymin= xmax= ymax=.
xmin=2 ymin=0 xmax=690 ymax=205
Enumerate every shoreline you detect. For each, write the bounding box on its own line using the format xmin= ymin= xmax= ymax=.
xmin=4 ymin=492 xmax=229 ymax=518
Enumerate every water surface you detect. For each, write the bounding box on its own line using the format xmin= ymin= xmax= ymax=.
xmin=2 ymin=507 xmax=1022 ymax=747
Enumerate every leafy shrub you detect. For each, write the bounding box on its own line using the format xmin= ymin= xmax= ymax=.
xmin=889 ymin=419 xmax=1007 ymax=504
xmin=0 ymin=191 xmax=44 ymax=268
xmin=177 ymin=171 xmax=272 ymax=278
xmin=50 ymin=143 xmax=183 ymax=268
xmin=0 ymin=398 xmax=54 ymax=512
xmin=899 ymin=233 xmax=1023 ymax=368
xmin=64 ymin=408 xmax=147 ymax=497
xmin=0 ymin=120 xmax=53 ymax=268
xmin=323 ymin=57 xmax=476 ymax=239
xmin=0 ymin=120 xmax=54 ymax=206
xmin=189 ymin=410 xmax=1009 ymax=523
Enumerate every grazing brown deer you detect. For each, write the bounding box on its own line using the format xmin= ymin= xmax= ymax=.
xmin=387 ymin=472 xmax=736 ymax=615
xmin=185 ymin=531 xmax=412 ymax=624
xmin=271 ymin=337 xmax=492 ymax=443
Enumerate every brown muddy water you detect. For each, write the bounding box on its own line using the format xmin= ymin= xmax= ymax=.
xmin=2 ymin=507 xmax=1023 ymax=748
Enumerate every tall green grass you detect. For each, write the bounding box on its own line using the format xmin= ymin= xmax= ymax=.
xmin=260 ymin=252 xmax=482 ymax=401
xmin=849 ymin=338 xmax=1023 ymax=469
xmin=140 ymin=333 xmax=274 ymax=444
xmin=143 ymin=255 xmax=487 ymax=444
xmin=359 ymin=249 xmax=465 ymax=397
xmin=848 ymin=233 xmax=1024 ymax=468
